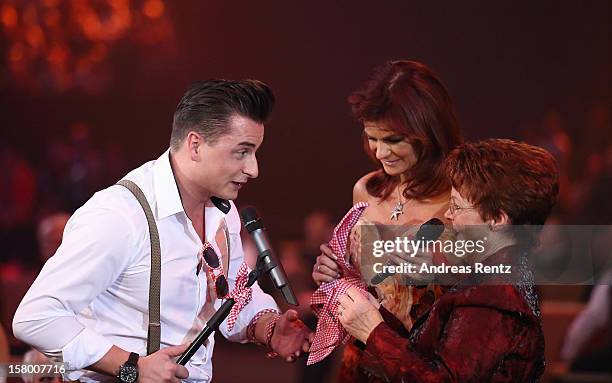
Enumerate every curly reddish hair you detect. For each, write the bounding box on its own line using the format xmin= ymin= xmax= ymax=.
xmin=348 ymin=60 xmax=462 ymax=201
xmin=446 ymin=139 xmax=559 ymax=226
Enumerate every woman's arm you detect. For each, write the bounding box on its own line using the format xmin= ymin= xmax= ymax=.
xmin=339 ymin=287 xmax=537 ymax=382
xmin=359 ymin=306 xmax=535 ymax=382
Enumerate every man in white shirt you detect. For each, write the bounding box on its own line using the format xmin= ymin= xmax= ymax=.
xmin=13 ymin=79 xmax=312 ymax=382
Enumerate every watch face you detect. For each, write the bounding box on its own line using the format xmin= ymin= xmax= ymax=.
xmin=119 ymin=364 xmax=138 ymax=383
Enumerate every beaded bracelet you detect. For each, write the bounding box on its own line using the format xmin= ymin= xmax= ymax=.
xmin=246 ymin=308 xmax=280 ymax=345
xmin=264 ymin=313 xmax=281 ymax=358
xmin=264 ymin=312 xmax=281 ymax=347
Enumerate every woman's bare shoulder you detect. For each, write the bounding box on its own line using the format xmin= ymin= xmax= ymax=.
xmin=353 ymin=171 xmax=380 ymax=204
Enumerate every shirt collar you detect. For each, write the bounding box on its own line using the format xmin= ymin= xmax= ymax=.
xmin=153 ymin=149 xmax=185 ymax=220
xmin=152 ymin=149 xmax=231 ymax=222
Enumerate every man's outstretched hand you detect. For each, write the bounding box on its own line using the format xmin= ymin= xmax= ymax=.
xmin=269 ymin=309 xmax=314 ymax=362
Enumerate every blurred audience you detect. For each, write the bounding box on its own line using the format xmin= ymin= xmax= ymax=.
xmin=37 ymin=213 xmax=71 ymax=264
xmin=0 ymin=145 xmax=38 ymax=265
xmin=561 ymin=270 xmax=612 ymax=373
xmin=0 ymin=212 xmax=70 ymax=355
xmin=301 ymin=211 xmax=335 ymax=263
xmin=277 ymin=211 xmax=335 ymax=311
xmin=519 ymin=100 xmax=611 ymax=225
xmin=521 ymin=110 xmax=572 ymax=220
xmin=0 ymin=324 xmax=8 ymax=383
xmin=278 ymin=210 xmax=336 ymax=383
xmin=0 ymin=145 xmax=37 ymax=228
xmin=37 ymin=122 xmax=123 ymax=216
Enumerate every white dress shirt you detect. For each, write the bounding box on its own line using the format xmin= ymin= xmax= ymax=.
xmin=13 ymin=150 xmax=279 ymax=382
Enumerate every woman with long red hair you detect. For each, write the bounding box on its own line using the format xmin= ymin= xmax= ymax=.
xmin=312 ymin=60 xmax=462 ymax=381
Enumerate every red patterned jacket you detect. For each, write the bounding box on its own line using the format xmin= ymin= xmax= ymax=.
xmin=339 ymin=247 xmax=545 ymax=383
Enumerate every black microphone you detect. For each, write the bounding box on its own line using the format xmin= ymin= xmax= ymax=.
xmin=240 ymin=207 xmax=298 ymax=306
xmin=370 ymin=218 xmax=444 ymax=285
xmin=177 ymin=299 xmax=234 ymax=365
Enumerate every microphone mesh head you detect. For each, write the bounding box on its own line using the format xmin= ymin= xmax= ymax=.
xmin=415 ymin=218 xmax=444 ymax=241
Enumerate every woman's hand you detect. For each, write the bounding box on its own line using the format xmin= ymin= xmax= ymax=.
xmin=337 ymin=287 xmax=384 ymax=344
xmin=312 ymin=244 xmax=342 ymax=285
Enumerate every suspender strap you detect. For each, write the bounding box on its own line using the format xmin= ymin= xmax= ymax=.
xmin=116 ymin=179 xmax=161 ymax=355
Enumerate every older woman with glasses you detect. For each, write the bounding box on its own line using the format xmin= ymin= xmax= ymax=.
xmin=336 ymin=139 xmax=557 ymax=382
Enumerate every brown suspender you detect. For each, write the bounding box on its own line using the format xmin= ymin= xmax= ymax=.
xmin=116 ymin=180 xmax=161 ymax=355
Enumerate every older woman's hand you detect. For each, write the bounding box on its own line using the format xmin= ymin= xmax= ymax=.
xmin=337 ymin=287 xmax=384 ymax=344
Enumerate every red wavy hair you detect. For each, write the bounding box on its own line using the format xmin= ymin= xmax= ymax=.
xmin=348 ymin=60 xmax=462 ymax=201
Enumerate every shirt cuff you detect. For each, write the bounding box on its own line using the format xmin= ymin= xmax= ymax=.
xmin=60 ymin=327 xmax=114 ymax=371
xmin=183 ymin=362 xmax=211 ymax=382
